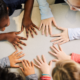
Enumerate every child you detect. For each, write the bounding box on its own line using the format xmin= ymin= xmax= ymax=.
xmin=0 ymin=0 xmax=38 ymax=50
xmin=37 ymin=0 xmax=80 ymax=36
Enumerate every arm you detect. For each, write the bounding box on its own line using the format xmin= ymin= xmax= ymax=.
xmin=37 ymin=0 xmax=53 ymax=20
xmin=68 ymin=28 xmax=80 ymax=40
xmin=22 ymin=0 xmax=39 ymax=38
xmin=0 ymin=50 xmax=24 ymax=68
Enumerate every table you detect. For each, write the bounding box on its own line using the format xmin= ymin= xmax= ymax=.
xmin=0 ymin=3 xmax=80 ymax=79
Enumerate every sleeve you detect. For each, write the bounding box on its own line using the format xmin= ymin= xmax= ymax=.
xmin=26 ymin=74 xmax=38 ymax=80
xmin=37 ymin=0 xmax=53 ymax=20
xmin=68 ymin=28 xmax=80 ymax=41
xmin=40 ymin=76 xmax=51 ymax=80
xmin=0 ymin=57 xmax=10 ymax=68
xmin=71 ymin=53 xmax=80 ymax=63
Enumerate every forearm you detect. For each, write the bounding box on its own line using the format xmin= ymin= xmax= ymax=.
xmin=68 ymin=28 xmax=80 ymax=40
xmin=0 ymin=57 xmax=10 ymax=68
xmin=26 ymin=74 xmax=38 ymax=80
xmin=24 ymin=0 xmax=34 ymax=18
xmin=0 ymin=33 xmax=7 ymax=41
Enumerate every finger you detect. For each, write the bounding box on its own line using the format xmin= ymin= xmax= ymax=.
xmin=42 ymin=24 xmax=45 ymax=35
xmin=49 ymin=51 xmax=57 ymax=57
xmin=14 ymin=65 xmax=20 ymax=68
xmin=34 ymin=59 xmax=41 ymax=66
xmin=37 ymin=56 xmax=43 ymax=64
xmin=39 ymin=22 xmax=42 ymax=30
xmin=29 ymin=27 xmax=34 ymax=38
xmin=52 ymin=18 xmax=57 ymax=27
xmin=31 ymin=61 xmax=34 ymax=67
xmin=42 ymin=55 xmax=47 ymax=63
xmin=58 ymin=45 xmax=63 ymax=51
xmin=15 ymin=51 xmax=23 ymax=56
xmin=14 ymin=42 xmax=23 ymax=50
xmin=49 ymin=61 xmax=52 ymax=66
xmin=31 ymin=27 xmax=37 ymax=35
xmin=24 ymin=60 xmax=28 ymax=67
xmin=52 ymin=59 xmax=59 ymax=62
xmin=56 ymin=27 xmax=66 ymax=31
xmin=50 ymin=37 xmax=62 ymax=42
xmin=32 ymin=23 xmax=39 ymax=30
xmin=15 ymin=31 xmax=21 ymax=35
xmin=17 ymin=36 xmax=27 ymax=40
xmin=22 ymin=60 xmax=26 ymax=69
xmin=59 ymin=41 xmax=66 ymax=45
xmin=46 ymin=25 xmax=48 ymax=36
xmin=12 ymin=43 xmax=17 ymax=50
xmin=53 ymin=39 xmax=64 ymax=45
xmin=12 ymin=50 xmax=18 ymax=55
xmin=16 ymin=60 xmax=22 ymax=63
xmin=51 ymin=34 xmax=61 ymax=37
xmin=26 ymin=60 xmax=31 ymax=67
xmin=49 ymin=23 xmax=52 ymax=35
xmin=34 ymin=64 xmax=40 ymax=68
xmin=53 ymin=45 xmax=59 ymax=51
xmin=21 ymin=25 xmax=24 ymax=32
xmin=18 ymin=40 xmax=26 ymax=46
xmin=26 ymin=29 xmax=28 ymax=38
xmin=17 ymin=54 xmax=25 ymax=59
xmin=50 ymin=46 xmax=58 ymax=53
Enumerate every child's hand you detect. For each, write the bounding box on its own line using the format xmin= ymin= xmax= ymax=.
xmin=39 ymin=17 xmax=57 ymax=36
xmin=20 ymin=60 xmax=35 ymax=76
xmin=51 ymin=27 xmax=69 ymax=45
xmin=9 ymin=50 xmax=25 ymax=68
xmin=22 ymin=18 xmax=39 ymax=38
xmin=6 ymin=31 xmax=27 ymax=50
xmin=49 ymin=45 xmax=71 ymax=62
xmin=34 ymin=55 xmax=52 ymax=74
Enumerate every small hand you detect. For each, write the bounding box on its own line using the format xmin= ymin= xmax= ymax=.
xmin=9 ymin=50 xmax=25 ymax=68
xmin=51 ymin=27 xmax=69 ymax=45
xmin=6 ymin=31 xmax=27 ymax=50
xmin=49 ymin=45 xmax=71 ymax=62
xmin=20 ymin=60 xmax=35 ymax=76
xmin=34 ymin=55 xmax=52 ymax=74
xmin=39 ymin=17 xmax=57 ymax=36
xmin=22 ymin=18 xmax=39 ymax=38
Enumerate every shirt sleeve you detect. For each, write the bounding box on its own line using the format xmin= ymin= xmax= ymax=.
xmin=40 ymin=76 xmax=51 ymax=80
xmin=68 ymin=28 xmax=80 ymax=41
xmin=26 ymin=74 xmax=38 ymax=80
xmin=37 ymin=0 xmax=53 ymax=20
xmin=71 ymin=53 xmax=80 ymax=63
xmin=0 ymin=57 xmax=10 ymax=68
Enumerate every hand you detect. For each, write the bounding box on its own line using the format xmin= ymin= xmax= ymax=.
xmin=51 ymin=27 xmax=70 ymax=45
xmin=39 ymin=17 xmax=57 ymax=36
xmin=22 ymin=18 xmax=39 ymax=38
xmin=34 ymin=55 xmax=52 ymax=74
xmin=6 ymin=31 xmax=27 ymax=50
xmin=9 ymin=50 xmax=25 ymax=68
xmin=20 ymin=60 xmax=35 ymax=76
xmin=49 ymin=45 xmax=71 ymax=62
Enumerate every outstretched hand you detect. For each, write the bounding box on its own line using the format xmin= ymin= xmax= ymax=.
xmin=51 ymin=27 xmax=70 ymax=45
xmin=6 ymin=31 xmax=27 ymax=50
xmin=22 ymin=18 xmax=39 ymax=38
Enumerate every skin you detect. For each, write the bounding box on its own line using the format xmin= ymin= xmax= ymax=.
xmin=40 ymin=0 xmax=80 ymax=36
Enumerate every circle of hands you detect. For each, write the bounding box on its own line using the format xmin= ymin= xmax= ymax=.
xmin=8 ymin=17 xmax=71 ymax=76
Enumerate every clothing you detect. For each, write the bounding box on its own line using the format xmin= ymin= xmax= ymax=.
xmin=3 ymin=0 xmax=27 ymax=16
xmin=71 ymin=53 xmax=80 ymax=63
xmin=40 ymin=76 xmax=51 ymax=80
xmin=68 ymin=28 xmax=80 ymax=41
xmin=37 ymin=0 xmax=64 ymax=20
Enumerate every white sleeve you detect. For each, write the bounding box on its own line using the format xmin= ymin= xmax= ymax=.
xmin=68 ymin=28 xmax=80 ymax=41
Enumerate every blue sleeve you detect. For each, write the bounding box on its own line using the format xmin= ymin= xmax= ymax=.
xmin=37 ymin=0 xmax=53 ymax=20
xmin=0 ymin=57 xmax=10 ymax=68
xmin=26 ymin=74 xmax=38 ymax=80
xmin=68 ymin=28 xmax=80 ymax=40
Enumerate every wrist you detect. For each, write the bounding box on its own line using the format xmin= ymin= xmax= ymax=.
xmin=42 ymin=74 xmax=50 ymax=77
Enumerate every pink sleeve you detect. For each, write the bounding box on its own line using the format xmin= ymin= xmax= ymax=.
xmin=71 ymin=53 xmax=80 ymax=63
xmin=40 ymin=76 xmax=51 ymax=80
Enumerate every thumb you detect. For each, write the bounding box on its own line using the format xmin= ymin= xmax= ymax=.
xmin=56 ymin=26 xmax=66 ymax=31
xmin=49 ymin=61 xmax=52 ymax=66
xmin=15 ymin=31 xmax=22 ymax=35
xmin=52 ymin=59 xmax=59 ymax=62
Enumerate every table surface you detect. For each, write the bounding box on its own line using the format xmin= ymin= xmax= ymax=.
xmin=0 ymin=3 xmax=80 ymax=79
